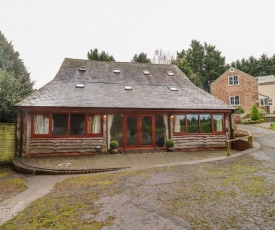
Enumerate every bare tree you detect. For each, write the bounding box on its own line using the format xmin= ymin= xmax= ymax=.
xmin=151 ymin=49 xmax=175 ymax=64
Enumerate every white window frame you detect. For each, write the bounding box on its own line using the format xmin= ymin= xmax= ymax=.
xmin=228 ymin=75 xmax=239 ymax=86
xmin=269 ymin=99 xmax=273 ymax=105
xmin=229 ymin=96 xmax=240 ymax=106
xmin=260 ymin=98 xmax=269 ymax=106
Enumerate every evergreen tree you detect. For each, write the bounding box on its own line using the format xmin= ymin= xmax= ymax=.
xmin=131 ymin=52 xmax=151 ymax=63
xmin=231 ymin=54 xmax=275 ymax=77
xmin=87 ymin=48 xmax=115 ymax=61
xmin=0 ymin=31 xmax=33 ymax=122
xmin=250 ymin=104 xmax=260 ymax=121
xmin=176 ymin=40 xmax=227 ymax=91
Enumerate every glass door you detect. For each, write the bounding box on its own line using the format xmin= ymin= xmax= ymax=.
xmin=125 ymin=116 xmax=138 ymax=147
xmin=124 ymin=115 xmax=154 ymax=148
xmin=141 ymin=116 xmax=153 ymax=146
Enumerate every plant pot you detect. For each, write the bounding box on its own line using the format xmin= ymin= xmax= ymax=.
xmin=110 ymin=148 xmax=118 ymax=154
xmin=166 ymin=147 xmax=174 ymax=152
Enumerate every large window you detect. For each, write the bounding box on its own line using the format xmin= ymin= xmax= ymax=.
xmin=200 ymin=114 xmax=211 ymax=133
xmin=213 ymin=115 xmax=224 ymax=132
xmin=32 ymin=113 xmax=102 ymax=137
xmin=34 ymin=115 xmax=49 ymax=134
xmin=230 ymin=96 xmax=240 ymax=106
xmin=187 ymin=114 xmax=199 ymax=133
xmin=228 ymin=76 xmax=239 ymax=85
xmin=174 ymin=114 xmax=224 ymax=134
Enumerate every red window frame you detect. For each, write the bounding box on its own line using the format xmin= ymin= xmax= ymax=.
xmin=31 ymin=113 xmax=103 ymax=138
xmin=173 ymin=114 xmax=225 ymax=135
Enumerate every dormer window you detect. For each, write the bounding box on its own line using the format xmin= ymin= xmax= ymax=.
xmin=78 ymin=66 xmax=86 ymax=71
xmin=75 ymin=83 xmax=85 ymax=88
xmin=113 ymin=68 xmax=120 ymax=73
xmin=124 ymin=85 xmax=133 ymax=90
xmin=167 ymin=71 xmax=174 ymax=76
xmin=143 ymin=70 xmax=150 ymax=75
xmin=228 ymin=76 xmax=239 ymax=86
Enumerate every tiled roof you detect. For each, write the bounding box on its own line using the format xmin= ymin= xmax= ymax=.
xmin=256 ymin=75 xmax=275 ymax=84
xmin=16 ymin=58 xmax=233 ymax=110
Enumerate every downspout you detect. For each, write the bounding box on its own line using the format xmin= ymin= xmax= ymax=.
xmin=229 ymin=109 xmax=235 ymax=139
xmin=19 ymin=108 xmax=24 ymax=157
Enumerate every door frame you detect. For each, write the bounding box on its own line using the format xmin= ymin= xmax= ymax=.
xmin=123 ymin=114 xmax=155 ymax=149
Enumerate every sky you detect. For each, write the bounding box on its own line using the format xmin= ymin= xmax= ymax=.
xmin=1 ymin=0 xmax=275 ymax=89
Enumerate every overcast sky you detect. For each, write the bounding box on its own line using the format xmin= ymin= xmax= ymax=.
xmin=1 ymin=0 xmax=275 ymax=88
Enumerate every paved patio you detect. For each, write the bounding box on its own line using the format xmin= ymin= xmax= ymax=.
xmin=12 ymin=147 xmax=254 ymax=175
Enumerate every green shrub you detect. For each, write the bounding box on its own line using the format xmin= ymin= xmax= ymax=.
xmin=110 ymin=140 xmax=119 ymax=149
xmin=166 ymin=139 xmax=174 ymax=148
xmin=258 ymin=109 xmax=266 ymax=118
xmin=234 ymin=106 xmax=245 ymax=114
xmin=271 ymin=123 xmax=275 ymax=130
xmin=250 ymin=105 xmax=260 ymax=121
xmin=240 ymin=118 xmax=251 ymax=124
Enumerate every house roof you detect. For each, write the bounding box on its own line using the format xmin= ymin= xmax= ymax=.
xmin=256 ymin=75 xmax=275 ymax=85
xmin=16 ymin=58 xmax=233 ymax=110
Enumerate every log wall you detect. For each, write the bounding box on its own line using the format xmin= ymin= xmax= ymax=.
xmin=29 ymin=137 xmax=104 ymax=155
xmin=173 ymin=134 xmax=227 ymax=149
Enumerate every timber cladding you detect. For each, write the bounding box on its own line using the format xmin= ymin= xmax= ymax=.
xmin=29 ymin=137 xmax=104 ymax=155
xmin=0 ymin=123 xmax=16 ymax=163
xmin=173 ymin=135 xmax=227 ymax=149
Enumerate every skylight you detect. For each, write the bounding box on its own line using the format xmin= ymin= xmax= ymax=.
xmin=75 ymin=83 xmax=85 ymax=88
xmin=168 ymin=86 xmax=178 ymax=91
xmin=113 ymin=68 xmax=120 ymax=73
xmin=143 ymin=70 xmax=150 ymax=75
xmin=78 ymin=66 xmax=86 ymax=71
xmin=167 ymin=71 xmax=174 ymax=76
xmin=124 ymin=85 xmax=133 ymax=90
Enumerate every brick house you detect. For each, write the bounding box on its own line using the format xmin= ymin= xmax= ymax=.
xmin=15 ymin=58 xmax=234 ymax=157
xmin=210 ymin=67 xmax=259 ymax=112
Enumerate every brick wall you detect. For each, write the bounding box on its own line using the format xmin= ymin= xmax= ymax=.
xmin=210 ymin=68 xmax=258 ymax=112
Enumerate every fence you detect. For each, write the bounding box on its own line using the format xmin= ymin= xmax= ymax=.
xmin=0 ymin=123 xmax=16 ymax=163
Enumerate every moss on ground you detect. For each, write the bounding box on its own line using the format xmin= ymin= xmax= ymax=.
xmin=1 ymin=156 xmax=275 ymax=229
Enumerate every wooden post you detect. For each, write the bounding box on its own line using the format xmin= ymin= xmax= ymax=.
xmin=226 ymin=141 xmax=230 ymax=156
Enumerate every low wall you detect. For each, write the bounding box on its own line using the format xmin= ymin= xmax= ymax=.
xmin=173 ymin=134 xmax=227 ymax=149
xmin=28 ymin=137 xmax=104 ymax=156
xmin=0 ymin=123 xmax=16 ymax=163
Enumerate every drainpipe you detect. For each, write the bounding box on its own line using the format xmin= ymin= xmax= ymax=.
xmin=229 ymin=109 xmax=235 ymax=139
xmin=19 ymin=108 xmax=24 ymax=157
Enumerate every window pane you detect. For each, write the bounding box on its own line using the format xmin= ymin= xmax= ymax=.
xmin=230 ymin=96 xmax=234 ymax=105
xmin=70 ymin=114 xmax=85 ymax=135
xmin=87 ymin=115 xmax=102 ymax=134
xmin=213 ymin=115 xmax=224 ymax=132
xmin=126 ymin=116 xmax=138 ymax=146
xmin=174 ymin=115 xmax=186 ymax=133
xmin=235 ymin=96 xmax=240 ymax=105
xmin=155 ymin=115 xmax=167 ymax=147
xmin=34 ymin=115 xmax=49 ymax=134
xmin=109 ymin=114 xmax=123 ymax=147
xmin=234 ymin=76 xmax=238 ymax=85
xmin=229 ymin=76 xmax=233 ymax=85
xmin=200 ymin=114 xmax=211 ymax=133
xmin=187 ymin=114 xmax=199 ymax=133
xmin=52 ymin=114 xmax=68 ymax=135
xmin=141 ymin=116 xmax=152 ymax=145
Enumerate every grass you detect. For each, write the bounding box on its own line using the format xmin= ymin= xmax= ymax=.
xmin=0 ymin=166 xmax=27 ymax=202
xmin=1 ymin=156 xmax=275 ymax=229
xmin=271 ymin=123 xmax=275 ymax=130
